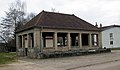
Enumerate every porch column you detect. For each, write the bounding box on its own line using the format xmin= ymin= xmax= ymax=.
xmin=54 ymin=32 xmax=58 ymax=50
xmin=16 ymin=35 xmax=19 ymax=50
xmin=22 ymin=35 xmax=24 ymax=48
xmin=27 ymin=34 xmax=30 ymax=48
xmin=78 ymin=33 xmax=82 ymax=48
xmin=89 ymin=33 xmax=92 ymax=47
xmin=67 ymin=33 xmax=71 ymax=49
xmin=22 ymin=35 xmax=25 ymax=56
xmin=43 ymin=36 xmax=46 ymax=48
xmin=34 ymin=28 xmax=40 ymax=48
xmin=98 ymin=32 xmax=102 ymax=48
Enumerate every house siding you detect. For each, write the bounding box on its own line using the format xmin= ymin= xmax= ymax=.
xmin=102 ymin=27 xmax=120 ymax=48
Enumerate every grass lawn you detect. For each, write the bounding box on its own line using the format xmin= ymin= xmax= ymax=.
xmin=111 ymin=48 xmax=120 ymax=50
xmin=0 ymin=52 xmax=16 ymax=64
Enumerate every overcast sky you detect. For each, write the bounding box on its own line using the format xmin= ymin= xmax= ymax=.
xmin=0 ymin=0 xmax=120 ymax=26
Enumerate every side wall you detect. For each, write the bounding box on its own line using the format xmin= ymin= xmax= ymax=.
xmin=16 ymin=28 xmax=41 ymax=58
xmin=102 ymin=27 xmax=120 ymax=48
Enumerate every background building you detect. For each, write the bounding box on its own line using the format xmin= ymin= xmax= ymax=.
xmin=101 ymin=25 xmax=120 ymax=48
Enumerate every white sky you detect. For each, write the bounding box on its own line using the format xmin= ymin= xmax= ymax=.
xmin=0 ymin=0 xmax=120 ymax=26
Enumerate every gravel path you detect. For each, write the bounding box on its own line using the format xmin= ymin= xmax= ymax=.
xmin=0 ymin=50 xmax=120 ymax=70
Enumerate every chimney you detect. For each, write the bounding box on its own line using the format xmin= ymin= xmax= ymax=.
xmin=95 ymin=22 xmax=98 ymax=27
xmin=100 ymin=24 xmax=102 ymax=28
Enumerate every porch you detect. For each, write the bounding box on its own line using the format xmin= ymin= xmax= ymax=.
xmin=42 ymin=32 xmax=100 ymax=52
xmin=16 ymin=29 xmax=101 ymax=58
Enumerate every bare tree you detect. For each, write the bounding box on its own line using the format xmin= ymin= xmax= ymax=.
xmin=2 ymin=0 xmax=26 ymax=30
xmin=24 ymin=12 xmax=36 ymax=25
xmin=0 ymin=0 xmax=26 ymax=51
xmin=51 ymin=8 xmax=56 ymax=12
xmin=51 ymin=8 xmax=59 ymax=13
xmin=0 ymin=0 xmax=36 ymax=52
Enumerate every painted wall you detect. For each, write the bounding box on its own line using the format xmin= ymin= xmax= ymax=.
xmin=102 ymin=27 xmax=120 ymax=48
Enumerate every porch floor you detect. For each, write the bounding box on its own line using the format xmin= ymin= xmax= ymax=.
xmin=39 ymin=48 xmax=111 ymax=58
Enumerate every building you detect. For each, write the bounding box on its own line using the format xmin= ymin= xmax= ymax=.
xmin=16 ymin=11 xmax=101 ymax=58
xmin=101 ymin=25 xmax=120 ymax=48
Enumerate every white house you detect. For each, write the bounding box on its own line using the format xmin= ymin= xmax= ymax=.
xmin=101 ymin=25 xmax=120 ymax=48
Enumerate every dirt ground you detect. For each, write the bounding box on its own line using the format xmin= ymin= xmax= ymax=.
xmin=0 ymin=50 xmax=120 ymax=70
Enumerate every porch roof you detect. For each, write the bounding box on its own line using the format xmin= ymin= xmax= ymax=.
xmin=16 ymin=10 xmax=99 ymax=32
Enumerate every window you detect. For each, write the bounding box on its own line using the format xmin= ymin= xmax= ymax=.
xmin=110 ymin=41 xmax=113 ymax=45
xmin=110 ymin=33 xmax=113 ymax=40
xmin=92 ymin=34 xmax=98 ymax=46
xmin=57 ymin=37 xmax=63 ymax=46
xmin=57 ymin=37 xmax=67 ymax=47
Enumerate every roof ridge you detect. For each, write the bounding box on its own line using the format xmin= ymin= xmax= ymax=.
xmin=43 ymin=10 xmax=74 ymax=16
xmin=34 ymin=11 xmax=44 ymax=26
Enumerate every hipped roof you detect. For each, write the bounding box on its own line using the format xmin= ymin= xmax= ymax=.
xmin=16 ymin=10 xmax=99 ymax=32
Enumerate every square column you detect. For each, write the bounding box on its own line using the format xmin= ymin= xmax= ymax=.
xmin=54 ymin=32 xmax=58 ymax=50
xmin=34 ymin=28 xmax=40 ymax=48
xmin=16 ymin=35 xmax=19 ymax=50
xmin=27 ymin=34 xmax=30 ymax=48
xmin=22 ymin=35 xmax=24 ymax=48
xmin=67 ymin=33 xmax=71 ymax=49
xmin=22 ymin=35 xmax=25 ymax=56
xmin=98 ymin=32 xmax=102 ymax=48
xmin=89 ymin=33 xmax=92 ymax=47
xmin=78 ymin=33 xmax=82 ymax=48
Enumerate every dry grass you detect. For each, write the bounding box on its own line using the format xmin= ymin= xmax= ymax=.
xmin=0 ymin=52 xmax=16 ymax=64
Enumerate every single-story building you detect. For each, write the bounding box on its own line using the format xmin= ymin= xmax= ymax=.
xmin=101 ymin=25 xmax=120 ymax=48
xmin=16 ymin=10 xmax=102 ymax=58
